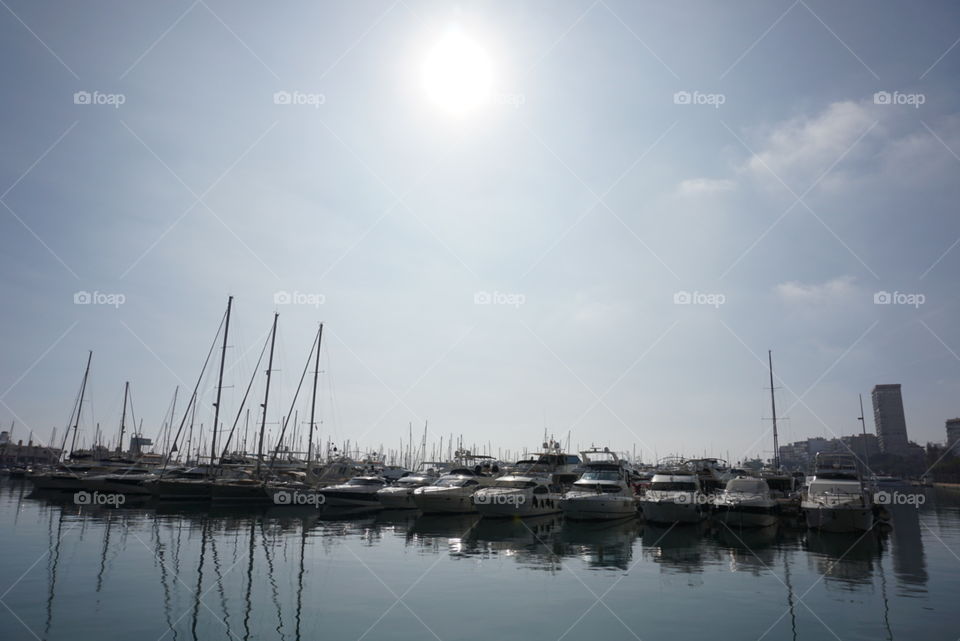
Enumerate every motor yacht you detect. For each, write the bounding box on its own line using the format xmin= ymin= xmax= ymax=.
xmin=376 ymin=472 xmax=437 ymax=509
xmin=473 ymin=474 xmax=562 ymax=518
xmin=411 ymin=468 xmax=493 ymax=514
xmin=712 ymin=476 xmax=779 ymax=528
xmin=318 ymin=476 xmax=387 ymax=508
xmin=802 ymin=453 xmax=873 ymax=533
xmin=638 ymin=465 xmax=707 ymax=524
xmin=560 ymin=448 xmax=638 ymax=521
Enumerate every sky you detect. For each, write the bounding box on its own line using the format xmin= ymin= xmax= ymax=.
xmin=0 ymin=0 xmax=958 ymax=464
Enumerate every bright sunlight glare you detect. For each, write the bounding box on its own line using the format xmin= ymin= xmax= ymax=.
xmin=421 ymin=27 xmax=494 ymax=116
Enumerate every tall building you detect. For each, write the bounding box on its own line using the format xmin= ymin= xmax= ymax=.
xmin=947 ymin=418 xmax=960 ymax=454
xmin=872 ymin=384 xmax=910 ymax=455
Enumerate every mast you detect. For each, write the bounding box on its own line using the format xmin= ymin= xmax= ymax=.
xmin=768 ymin=350 xmax=780 ymax=470
xmin=858 ymin=393 xmax=871 ymax=470
xmin=256 ymin=313 xmax=279 ymax=478
xmin=306 ymin=324 xmax=322 ymax=482
xmin=68 ymin=351 xmax=93 ymax=458
xmin=210 ymin=295 xmax=233 ymax=478
xmin=117 ymin=381 xmax=129 ymax=454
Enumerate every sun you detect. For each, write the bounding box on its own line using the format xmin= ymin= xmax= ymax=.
xmin=421 ymin=27 xmax=494 ymax=116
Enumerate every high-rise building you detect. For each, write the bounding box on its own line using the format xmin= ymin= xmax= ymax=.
xmin=947 ymin=418 xmax=960 ymax=454
xmin=872 ymin=384 xmax=910 ymax=455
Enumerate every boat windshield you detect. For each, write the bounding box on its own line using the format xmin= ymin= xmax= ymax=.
xmin=651 ymin=482 xmax=697 ymax=491
xmin=434 ymin=478 xmax=468 ymax=487
xmin=493 ymin=480 xmax=538 ymax=489
xmin=579 ymin=470 xmax=621 ymax=482
xmin=347 ymin=478 xmax=384 ymax=486
xmin=398 ymin=476 xmax=428 ymax=485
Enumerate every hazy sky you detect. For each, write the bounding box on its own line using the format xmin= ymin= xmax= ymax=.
xmin=1 ymin=1 xmax=958 ymax=463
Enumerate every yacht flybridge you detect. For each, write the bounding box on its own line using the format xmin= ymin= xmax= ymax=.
xmin=559 ymin=448 xmax=637 ymax=521
xmin=712 ymin=476 xmax=779 ymax=528
xmin=411 ymin=468 xmax=494 ymax=514
xmin=802 ymin=453 xmax=874 ymax=532
xmin=638 ymin=461 xmax=707 ymax=524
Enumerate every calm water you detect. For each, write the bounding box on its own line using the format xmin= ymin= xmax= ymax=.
xmin=2 ymin=481 xmax=959 ymax=641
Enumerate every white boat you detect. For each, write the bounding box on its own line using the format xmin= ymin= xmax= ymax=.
xmin=411 ymin=468 xmax=493 ymax=514
xmin=712 ymin=476 xmax=779 ymax=528
xmin=376 ymin=473 xmax=437 ymax=509
xmin=473 ymin=475 xmax=562 ymax=518
xmin=560 ymin=448 xmax=637 ymax=521
xmin=510 ymin=438 xmax=583 ymax=486
xmin=639 ymin=468 xmax=707 ymax=524
xmin=318 ymin=476 xmax=387 ymax=507
xmin=802 ymin=453 xmax=873 ymax=533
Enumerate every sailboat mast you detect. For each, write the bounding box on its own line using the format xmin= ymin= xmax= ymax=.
xmin=256 ymin=313 xmax=279 ymax=478
xmin=858 ymin=393 xmax=870 ymax=470
xmin=69 ymin=351 xmax=93 ymax=458
xmin=209 ymin=295 xmax=233 ymax=477
xmin=306 ymin=323 xmax=323 ymax=482
xmin=768 ymin=350 xmax=780 ymax=470
xmin=117 ymin=381 xmax=129 ymax=454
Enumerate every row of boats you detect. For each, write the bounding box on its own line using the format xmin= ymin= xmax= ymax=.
xmin=18 ymin=440 xmax=884 ymax=533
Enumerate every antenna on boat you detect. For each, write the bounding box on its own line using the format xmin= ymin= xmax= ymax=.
xmin=306 ymin=323 xmax=323 ymax=483
xmin=117 ymin=381 xmax=129 ymax=454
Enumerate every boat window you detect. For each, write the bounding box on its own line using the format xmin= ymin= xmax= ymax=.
xmin=493 ymin=480 xmax=537 ymax=489
xmin=463 ymin=479 xmax=479 ymax=486
xmin=650 ymin=482 xmax=697 ymax=491
xmin=580 ymin=470 xmax=621 ymax=482
xmin=347 ymin=478 xmax=384 ymax=486
xmin=532 ymin=485 xmax=548 ymax=494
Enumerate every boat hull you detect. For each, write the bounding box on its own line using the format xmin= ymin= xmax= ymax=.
xmin=82 ymin=476 xmax=155 ymax=496
xmin=803 ymin=505 xmax=873 ymax=532
xmin=474 ymin=494 xmax=562 ymax=518
xmin=561 ymin=495 xmax=637 ymax=521
xmin=377 ymin=489 xmax=417 ymax=509
xmin=150 ymin=479 xmax=212 ymax=501
xmin=317 ymin=489 xmax=382 ymax=508
xmin=211 ymin=481 xmax=270 ymax=503
xmin=412 ymin=490 xmax=477 ymax=514
xmin=30 ymin=474 xmax=86 ymax=492
xmin=712 ymin=505 xmax=778 ymax=528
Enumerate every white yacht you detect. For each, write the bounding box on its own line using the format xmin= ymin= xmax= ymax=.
xmin=560 ymin=448 xmax=638 ymax=521
xmin=802 ymin=453 xmax=873 ymax=533
xmin=638 ymin=466 xmax=707 ymax=524
xmin=377 ymin=472 xmax=437 ymax=509
xmin=411 ymin=468 xmax=493 ymax=514
xmin=473 ymin=475 xmax=562 ymax=518
xmin=511 ymin=438 xmax=583 ymax=486
xmin=712 ymin=476 xmax=779 ymax=528
xmin=318 ymin=476 xmax=387 ymax=508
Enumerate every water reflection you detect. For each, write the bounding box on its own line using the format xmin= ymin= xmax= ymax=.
xmin=4 ymin=479 xmax=958 ymax=641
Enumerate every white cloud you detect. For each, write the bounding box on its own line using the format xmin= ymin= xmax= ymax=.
xmin=743 ymin=101 xmax=880 ymax=189
xmin=677 ymin=178 xmax=736 ymax=195
xmin=775 ymin=275 xmax=857 ymax=304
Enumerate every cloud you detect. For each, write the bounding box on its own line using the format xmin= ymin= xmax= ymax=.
xmin=775 ymin=275 xmax=857 ymax=304
xmin=677 ymin=178 xmax=736 ymax=195
xmin=744 ymin=101 xmax=879 ymax=188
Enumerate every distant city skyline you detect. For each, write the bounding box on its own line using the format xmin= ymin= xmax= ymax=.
xmin=1 ymin=2 xmax=959 ymax=461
